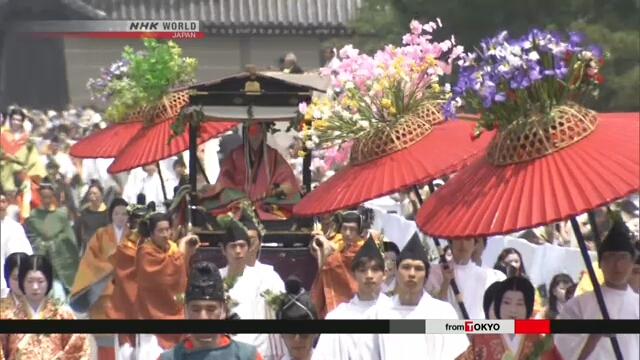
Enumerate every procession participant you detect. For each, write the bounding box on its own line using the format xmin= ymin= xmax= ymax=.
xmin=159 ymin=261 xmax=263 ymax=360
xmin=310 ymin=210 xmax=367 ymax=318
xmin=216 ymin=212 xmax=279 ymax=358
xmin=361 ymin=232 xmax=469 ymax=359
xmin=69 ymin=197 xmax=129 ymax=360
xmin=1 ymin=252 xmax=30 ymax=312
xmin=243 ymin=208 xmax=285 ymax=294
xmin=23 ymin=176 xmax=79 ymax=303
xmin=275 ymin=277 xmax=317 ymax=360
xmin=0 ymin=107 xmax=47 ymax=222
xmin=0 ymin=188 xmax=33 ymax=299
xmin=381 ymin=240 xmax=400 ymax=294
xmin=105 ymin=198 xmax=151 ymax=359
xmin=482 ymin=281 xmax=501 ymax=319
xmin=134 ymin=211 xmax=200 ymax=350
xmin=201 ymin=122 xmax=300 ymax=220
xmin=313 ymin=235 xmax=391 ymax=360
xmin=44 ymin=160 xmax=77 ymax=221
xmin=40 ymin=135 xmax=77 ymax=181
xmin=123 ymin=165 xmax=168 ymax=212
xmin=555 ymin=220 xmax=640 ymax=360
xmin=75 ymin=180 xmax=110 ymax=254
xmin=426 ymin=238 xmax=506 ymax=319
xmin=457 ymin=276 xmax=562 ymax=360
xmin=630 ymin=250 xmax=640 ymax=293
xmin=0 ymin=255 xmax=90 ymax=359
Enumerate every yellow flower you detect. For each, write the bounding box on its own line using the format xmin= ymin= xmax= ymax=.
xmin=380 ymin=98 xmax=392 ymax=108
xmin=425 ymin=55 xmax=436 ymax=66
xmin=304 ymin=112 xmax=312 ymax=120
xmin=431 ymin=84 xmax=440 ymax=92
xmin=389 ymin=107 xmax=396 ymax=115
xmin=297 ymin=150 xmax=306 ymax=157
xmin=313 ymin=120 xmax=328 ymax=129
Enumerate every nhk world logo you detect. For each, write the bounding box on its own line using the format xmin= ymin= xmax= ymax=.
xmin=440 ymin=320 xmax=513 ymax=334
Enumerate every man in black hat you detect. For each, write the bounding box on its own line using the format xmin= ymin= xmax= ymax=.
xmin=159 ymin=261 xmax=263 ymax=360
xmin=555 ymin=220 xmax=639 ymax=360
xmin=276 ymin=276 xmax=317 ymax=360
xmin=314 ymin=235 xmax=391 ymax=360
xmin=215 ymin=211 xmax=277 ymax=358
xmin=44 ymin=160 xmax=77 ymax=220
xmin=360 ymin=232 xmax=469 ymax=359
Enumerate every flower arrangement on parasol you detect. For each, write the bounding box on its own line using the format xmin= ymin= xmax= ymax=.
xmin=418 ymin=29 xmax=638 ymax=360
xmin=87 ymin=38 xmax=197 ymax=126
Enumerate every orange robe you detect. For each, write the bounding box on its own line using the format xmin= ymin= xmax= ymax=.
xmin=310 ymin=234 xmax=365 ymax=319
xmin=456 ymin=333 xmax=562 ymax=360
xmin=0 ymin=298 xmax=90 ymax=359
xmin=134 ymin=240 xmax=187 ymax=350
xmin=201 ymin=144 xmax=300 ymax=219
xmin=105 ymin=233 xmax=139 ymax=348
xmin=70 ymin=225 xmax=124 ymax=360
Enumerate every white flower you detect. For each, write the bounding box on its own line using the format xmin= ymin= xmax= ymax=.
xmin=305 ymin=140 xmax=316 ymax=149
xmin=444 ymin=83 xmax=451 ymax=93
xmin=312 ymin=135 xmax=319 ymax=143
xmin=357 ymin=120 xmax=370 ymax=128
xmin=344 ymin=81 xmax=355 ymax=89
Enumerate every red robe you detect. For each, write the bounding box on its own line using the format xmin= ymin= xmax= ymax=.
xmin=200 ymin=144 xmax=300 ymax=220
xmin=456 ymin=333 xmax=562 ymax=360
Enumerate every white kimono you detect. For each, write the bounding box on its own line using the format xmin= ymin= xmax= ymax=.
xmin=0 ymin=217 xmax=33 ymax=297
xmin=554 ymin=286 xmax=639 ymax=360
xmin=313 ymin=293 xmax=391 ymax=360
xmin=425 ymin=262 xmax=506 ymax=319
xmin=359 ymin=291 xmax=469 ymax=360
xmin=220 ymin=265 xmax=284 ymax=360
xmin=254 ymin=261 xmax=288 ymax=360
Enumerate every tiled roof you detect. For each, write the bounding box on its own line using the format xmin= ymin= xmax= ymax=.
xmin=83 ymin=0 xmax=362 ymax=27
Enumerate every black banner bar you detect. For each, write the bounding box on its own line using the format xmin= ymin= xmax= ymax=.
xmin=550 ymin=320 xmax=639 ymax=334
xmin=1 ymin=319 xmax=392 ymax=334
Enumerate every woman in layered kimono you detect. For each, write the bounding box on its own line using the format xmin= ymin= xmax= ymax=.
xmin=1 ymin=252 xmax=30 ymax=312
xmin=457 ymin=277 xmax=562 ymax=360
xmin=0 ymin=254 xmax=90 ymax=359
xmin=134 ymin=211 xmax=200 ymax=354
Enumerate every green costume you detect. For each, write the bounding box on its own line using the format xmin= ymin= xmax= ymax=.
xmin=24 ymin=207 xmax=80 ymax=292
xmin=159 ymin=338 xmax=258 ymax=360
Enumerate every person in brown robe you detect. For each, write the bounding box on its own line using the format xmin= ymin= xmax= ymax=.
xmin=104 ymin=200 xmax=152 ymax=358
xmin=310 ymin=210 xmax=368 ymax=318
xmin=134 ymin=211 xmax=200 ymax=350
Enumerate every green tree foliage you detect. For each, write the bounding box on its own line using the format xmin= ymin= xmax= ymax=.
xmin=337 ymin=0 xmax=639 ymax=111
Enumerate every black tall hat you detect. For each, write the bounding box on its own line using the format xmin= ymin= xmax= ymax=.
xmin=127 ymin=195 xmax=153 ymax=219
xmin=217 ymin=213 xmax=250 ymax=244
xmin=38 ymin=176 xmax=55 ymax=191
xmin=337 ymin=210 xmax=362 ymax=230
xmin=277 ymin=276 xmax=317 ymax=320
xmin=383 ymin=240 xmax=400 ymax=255
xmin=397 ymin=232 xmax=429 ymax=268
xmin=598 ymin=220 xmax=636 ymax=260
xmin=185 ymin=261 xmax=225 ymax=302
xmin=353 ymin=234 xmax=384 ymax=265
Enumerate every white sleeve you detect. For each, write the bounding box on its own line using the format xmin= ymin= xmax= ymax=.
xmin=554 ymin=297 xmax=586 ymax=360
xmin=439 ymin=303 xmax=470 ymax=359
xmin=6 ymin=222 xmax=34 ymax=255
xmin=356 ymin=307 xmax=381 ymax=360
xmin=122 ymin=172 xmax=137 ymax=203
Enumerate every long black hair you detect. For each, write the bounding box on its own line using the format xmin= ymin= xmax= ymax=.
xmin=494 ymin=247 xmax=527 ymax=277
xmin=546 ymin=273 xmax=574 ymax=319
xmin=3 ymin=252 xmax=30 ymax=287
xmin=18 ymin=255 xmax=54 ymax=295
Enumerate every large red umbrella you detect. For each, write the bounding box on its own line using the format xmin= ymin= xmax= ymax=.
xmin=416 ymin=110 xmax=640 ymax=238
xmin=69 ymin=122 xmax=143 ymax=158
xmin=107 ymin=119 xmax=236 ymax=173
xmin=293 ymin=110 xmax=492 ymax=216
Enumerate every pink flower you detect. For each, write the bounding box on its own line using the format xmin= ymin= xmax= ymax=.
xmin=409 ymin=20 xmax=423 ymax=35
xmin=298 ymin=102 xmax=308 ymax=114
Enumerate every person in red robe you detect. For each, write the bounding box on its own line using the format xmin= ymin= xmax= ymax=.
xmin=457 ymin=276 xmax=562 ymax=360
xmin=199 ymin=123 xmax=300 ymax=220
xmin=310 ymin=211 xmax=368 ymax=318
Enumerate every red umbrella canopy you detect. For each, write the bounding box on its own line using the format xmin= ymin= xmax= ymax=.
xmin=69 ymin=122 xmax=143 ymax=158
xmin=293 ymin=113 xmax=492 ymax=216
xmin=107 ymin=119 xmax=236 ymax=174
xmin=416 ymin=111 xmax=640 ymax=239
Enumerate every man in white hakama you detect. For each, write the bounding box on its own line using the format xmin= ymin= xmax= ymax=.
xmin=217 ymin=210 xmax=286 ymax=359
xmin=360 ymin=233 xmax=469 ymax=359
xmin=313 ymin=235 xmax=391 ymax=360
xmin=426 ymin=237 xmax=505 ymax=319
xmin=555 ymin=220 xmax=640 ymax=360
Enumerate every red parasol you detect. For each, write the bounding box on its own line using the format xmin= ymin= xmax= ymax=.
xmin=107 ymin=119 xmax=235 ymax=174
xmin=416 ymin=110 xmax=640 ymax=239
xmin=69 ymin=122 xmax=143 ymax=158
xmin=293 ymin=107 xmax=492 ymax=216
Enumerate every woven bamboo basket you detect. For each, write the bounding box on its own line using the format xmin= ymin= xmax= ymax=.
xmin=121 ymin=91 xmax=190 ymax=126
xmin=485 ymin=103 xmax=598 ymax=166
xmin=349 ymin=102 xmax=444 ymax=165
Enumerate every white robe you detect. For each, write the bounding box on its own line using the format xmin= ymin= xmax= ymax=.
xmin=313 ymin=293 xmax=391 ymax=360
xmin=254 ymin=261 xmax=288 ymax=360
xmin=425 ymin=262 xmax=505 ymax=319
xmin=0 ymin=218 xmax=33 ymax=297
xmin=380 ymin=278 xmax=396 ymax=294
xmin=359 ymin=291 xmax=469 ymax=360
xmin=554 ymin=286 xmax=639 ymax=360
